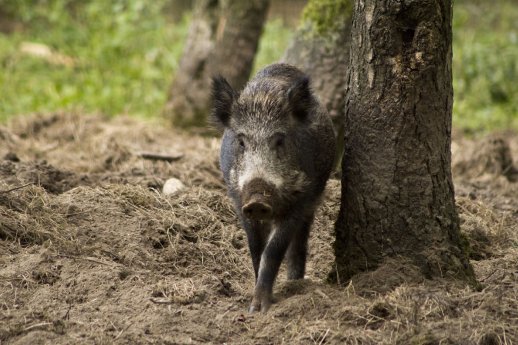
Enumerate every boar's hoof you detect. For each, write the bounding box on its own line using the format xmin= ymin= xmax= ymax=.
xmin=248 ymin=304 xmax=259 ymax=314
xmin=248 ymin=296 xmax=271 ymax=314
xmin=242 ymin=200 xmax=272 ymax=221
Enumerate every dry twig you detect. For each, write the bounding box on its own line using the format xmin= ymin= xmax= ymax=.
xmin=138 ymin=151 xmax=184 ymax=162
xmin=0 ymin=183 xmax=33 ymax=194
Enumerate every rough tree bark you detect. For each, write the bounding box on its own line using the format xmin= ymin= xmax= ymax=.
xmin=333 ymin=0 xmax=476 ymax=287
xmin=164 ymin=0 xmax=270 ymax=127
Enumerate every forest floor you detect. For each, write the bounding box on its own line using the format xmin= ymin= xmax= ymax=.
xmin=1 ymin=113 xmax=517 ymax=345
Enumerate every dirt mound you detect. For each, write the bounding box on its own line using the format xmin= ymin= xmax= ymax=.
xmin=0 ymin=160 xmax=88 ymax=194
xmin=453 ymin=133 xmax=518 ymax=182
xmin=1 ymin=113 xmax=517 ymax=344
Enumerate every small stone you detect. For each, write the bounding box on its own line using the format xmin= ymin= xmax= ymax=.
xmin=4 ymin=152 xmax=20 ymax=162
xmin=162 ymin=178 xmax=185 ymax=196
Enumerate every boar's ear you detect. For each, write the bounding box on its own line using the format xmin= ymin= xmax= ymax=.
xmin=287 ymin=76 xmax=312 ymax=122
xmin=211 ymin=75 xmax=236 ymax=128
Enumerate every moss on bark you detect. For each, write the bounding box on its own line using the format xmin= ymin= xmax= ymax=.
xmin=301 ymin=0 xmax=352 ymax=36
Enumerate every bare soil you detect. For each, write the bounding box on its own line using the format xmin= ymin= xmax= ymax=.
xmin=1 ymin=113 xmax=517 ymax=345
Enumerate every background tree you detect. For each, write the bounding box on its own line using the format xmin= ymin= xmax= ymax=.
xmin=0 ymin=2 xmax=19 ymax=33
xmin=164 ymin=0 xmax=270 ymax=127
xmin=282 ymin=0 xmax=352 ymax=165
xmin=333 ymin=0 xmax=476 ymax=287
xmin=283 ymin=0 xmax=352 ymax=129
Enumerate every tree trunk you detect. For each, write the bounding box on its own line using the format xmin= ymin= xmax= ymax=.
xmin=0 ymin=5 xmax=18 ymax=33
xmin=164 ymin=0 xmax=269 ymax=127
xmin=333 ymin=0 xmax=476 ymax=288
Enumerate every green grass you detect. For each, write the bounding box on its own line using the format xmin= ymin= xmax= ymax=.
xmin=0 ymin=0 xmax=188 ymax=121
xmin=0 ymin=0 xmax=517 ymax=132
xmin=453 ymin=0 xmax=518 ymax=132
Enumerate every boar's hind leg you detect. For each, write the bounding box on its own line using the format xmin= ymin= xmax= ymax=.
xmin=243 ymin=220 xmax=270 ymax=280
xmin=250 ymin=218 xmax=299 ymax=313
xmin=286 ymin=215 xmax=314 ymax=280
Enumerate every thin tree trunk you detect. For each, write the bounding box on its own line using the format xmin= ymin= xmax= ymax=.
xmin=333 ymin=0 xmax=476 ymax=287
xmin=282 ymin=24 xmax=351 ymax=128
xmin=282 ymin=0 xmax=353 ymax=168
xmin=164 ymin=0 xmax=269 ymax=127
xmin=0 ymin=6 xmax=18 ymax=33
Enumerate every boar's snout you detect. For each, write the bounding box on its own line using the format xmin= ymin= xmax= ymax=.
xmin=241 ymin=178 xmax=276 ymax=221
xmin=242 ymin=195 xmax=273 ymax=220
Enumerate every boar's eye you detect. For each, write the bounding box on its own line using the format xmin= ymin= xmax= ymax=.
xmin=275 ymin=136 xmax=284 ymax=148
xmin=270 ymin=133 xmax=286 ymax=151
xmin=236 ymin=135 xmax=246 ymax=151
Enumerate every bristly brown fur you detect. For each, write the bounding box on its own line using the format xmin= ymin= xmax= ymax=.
xmin=211 ymin=75 xmax=237 ymax=129
xmin=214 ymin=63 xmax=336 ymax=313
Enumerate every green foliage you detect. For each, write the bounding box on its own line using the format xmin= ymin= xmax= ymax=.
xmin=452 ymin=0 xmax=518 ymax=132
xmin=0 ymin=0 xmax=516 ymax=132
xmin=0 ymin=1 xmax=294 ymax=122
xmin=301 ymin=0 xmax=352 ymax=36
xmin=0 ymin=0 xmax=187 ymax=121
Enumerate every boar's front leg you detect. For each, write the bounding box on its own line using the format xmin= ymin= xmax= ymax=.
xmin=249 ymin=217 xmax=300 ymax=313
xmin=242 ymin=219 xmax=271 ymax=280
xmin=286 ymin=215 xmax=314 ymax=280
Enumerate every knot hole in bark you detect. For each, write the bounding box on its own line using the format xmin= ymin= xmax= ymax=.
xmin=401 ymin=25 xmax=416 ymax=47
xmin=393 ymin=0 xmax=445 ymax=65
xmin=395 ymin=13 xmax=418 ymax=50
xmin=393 ymin=5 xmax=436 ymax=72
